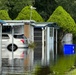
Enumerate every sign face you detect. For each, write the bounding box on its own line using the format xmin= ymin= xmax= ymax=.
xmin=63 ymin=44 xmax=75 ymax=55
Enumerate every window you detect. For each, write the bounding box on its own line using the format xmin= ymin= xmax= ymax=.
xmin=14 ymin=34 xmax=24 ymax=39
xmin=2 ymin=34 xmax=9 ymax=39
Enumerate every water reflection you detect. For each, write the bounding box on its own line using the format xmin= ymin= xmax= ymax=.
xmin=2 ymin=48 xmax=29 ymax=74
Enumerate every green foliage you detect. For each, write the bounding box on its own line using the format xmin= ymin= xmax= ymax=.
xmin=47 ymin=6 xmax=76 ymax=34
xmin=15 ymin=6 xmax=44 ymax=22
xmin=0 ymin=0 xmax=34 ymax=19
xmin=0 ymin=10 xmax=11 ymax=20
xmin=50 ymin=55 xmax=76 ymax=75
xmin=28 ymin=41 xmax=36 ymax=49
xmin=55 ymin=0 xmax=76 ymax=22
xmin=0 ymin=0 xmax=76 ymax=22
xmin=0 ymin=0 xmax=8 ymax=10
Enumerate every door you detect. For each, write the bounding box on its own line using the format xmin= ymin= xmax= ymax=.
xmin=34 ymin=28 xmax=42 ymax=64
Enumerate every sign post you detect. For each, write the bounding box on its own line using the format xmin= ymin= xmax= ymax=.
xmin=0 ymin=23 xmax=2 ymax=74
xmin=11 ymin=25 xmax=14 ymax=72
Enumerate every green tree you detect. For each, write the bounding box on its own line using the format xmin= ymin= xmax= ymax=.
xmin=47 ymin=6 xmax=76 ymax=55
xmin=55 ymin=0 xmax=76 ymax=22
xmin=0 ymin=0 xmax=8 ymax=10
xmin=7 ymin=0 xmax=34 ymax=19
xmin=0 ymin=0 xmax=34 ymax=19
xmin=15 ymin=6 xmax=44 ymax=22
xmin=47 ymin=6 xmax=76 ymax=33
xmin=0 ymin=10 xmax=11 ymax=20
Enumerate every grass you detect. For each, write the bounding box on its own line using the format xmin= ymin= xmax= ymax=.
xmin=50 ymin=55 xmax=76 ymax=75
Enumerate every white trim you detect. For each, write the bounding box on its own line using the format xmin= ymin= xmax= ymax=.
xmin=3 ymin=20 xmax=35 ymax=23
xmin=3 ymin=23 xmax=24 ymax=26
xmin=3 ymin=20 xmax=35 ymax=26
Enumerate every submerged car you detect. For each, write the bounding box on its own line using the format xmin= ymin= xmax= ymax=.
xmin=2 ymin=33 xmax=28 ymax=59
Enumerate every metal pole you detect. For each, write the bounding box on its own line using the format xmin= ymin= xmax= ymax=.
xmin=0 ymin=24 xmax=2 ymax=74
xmin=30 ymin=6 xmax=32 ymax=21
xmin=29 ymin=6 xmax=33 ymax=71
xmin=11 ymin=26 xmax=14 ymax=72
xmin=42 ymin=27 xmax=45 ymax=65
xmin=29 ymin=6 xmax=36 ymax=71
xmin=56 ymin=29 xmax=57 ymax=62
xmin=30 ymin=6 xmax=36 ymax=21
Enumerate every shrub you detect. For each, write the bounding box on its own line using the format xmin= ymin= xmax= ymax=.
xmin=15 ymin=6 xmax=44 ymax=22
xmin=0 ymin=10 xmax=11 ymax=20
xmin=47 ymin=6 xmax=76 ymax=34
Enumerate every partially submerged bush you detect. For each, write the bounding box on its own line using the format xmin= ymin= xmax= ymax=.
xmin=28 ymin=41 xmax=36 ymax=49
xmin=50 ymin=55 xmax=76 ymax=75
